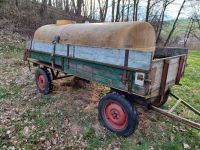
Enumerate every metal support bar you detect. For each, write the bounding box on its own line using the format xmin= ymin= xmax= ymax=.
xmin=170 ymin=92 xmax=200 ymax=116
xmin=151 ymin=105 xmax=200 ymax=130
xmin=168 ymin=98 xmax=182 ymax=113
xmin=53 ymin=75 xmax=73 ymax=80
xmin=151 ymin=92 xmax=200 ymax=130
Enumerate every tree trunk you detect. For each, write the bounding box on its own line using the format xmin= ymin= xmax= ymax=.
xmin=90 ymin=0 xmax=92 ymax=18
xmin=184 ymin=18 xmax=194 ymax=47
xmin=156 ymin=7 xmax=167 ymax=43
xmin=115 ymin=0 xmax=121 ymax=22
xmin=76 ymin=0 xmax=83 ymax=16
xmin=133 ymin=0 xmax=139 ymax=21
xmin=126 ymin=0 xmax=130 ymax=21
xmin=48 ymin=0 xmax=52 ymax=6
xmin=103 ymin=0 xmax=109 ymax=21
xmin=40 ymin=0 xmax=47 ymax=18
xmin=145 ymin=0 xmax=151 ymax=22
xmin=93 ymin=0 xmax=95 ymax=19
xmin=111 ymin=0 xmax=115 ymax=22
xmin=121 ymin=0 xmax=125 ymax=21
xmin=15 ymin=0 xmax=18 ymax=7
xmin=65 ymin=0 xmax=69 ymax=13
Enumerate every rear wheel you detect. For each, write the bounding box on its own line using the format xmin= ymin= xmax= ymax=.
xmin=151 ymin=90 xmax=170 ymax=107
xmin=35 ymin=68 xmax=53 ymax=95
xmin=98 ymin=92 xmax=139 ymax=136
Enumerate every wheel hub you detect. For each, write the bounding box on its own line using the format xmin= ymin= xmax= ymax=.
xmin=38 ymin=75 xmax=45 ymax=89
xmin=104 ymin=101 xmax=127 ymax=130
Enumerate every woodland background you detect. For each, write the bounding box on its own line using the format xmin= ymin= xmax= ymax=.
xmin=0 ymin=0 xmax=200 ymax=48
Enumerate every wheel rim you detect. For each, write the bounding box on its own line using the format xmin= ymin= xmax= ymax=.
xmin=104 ymin=100 xmax=127 ymax=130
xmin=38 ymin=75 xmax=46 ymax=90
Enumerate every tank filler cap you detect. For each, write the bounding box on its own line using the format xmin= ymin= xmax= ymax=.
xmin=56 ymin=20 xmax=76 ymax=25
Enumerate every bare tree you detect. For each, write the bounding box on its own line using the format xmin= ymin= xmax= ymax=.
xmin=133 ymin=0 xmax=139 ymax=21
xmin=164 ymin=0 xmax=186 ymax=46
xmin=145 ymin=0 xmax=151 ymax=22
xmin=115 ymin=0 xmax=121 ymax=22
xmin=98 ymin=0 xmax=109 ymax=22
xmin=121 ymin=0 xmax=125 ymax=21
xmin=126 ymin=0 xmax=130 ymax=21
xmin=39 ymin=0 xmax=47 ymax=18
xmin=111 ymin=0 xmax=115 ymax=22
xmin=183 ymin=18 xmax=194 ymax=47
xmin=76 ymin=0 xmax=83 ymax=16
xmin=156 ymin=0 xmax=175 ymax=43
xmin=65 ymin=0 xmax=69 ymax=13
xmin=15 ymin=0 xmax=18 ymax=7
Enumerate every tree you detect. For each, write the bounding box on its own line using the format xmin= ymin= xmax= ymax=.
xmin=156 ymin=0 xmax=175 ymax=43
xmin=121 ymin=0 xmax=125 ymax=21
xmin=98 ymin=0 xmax=109 ymax=22
xmin=111 ymin=0 xmax=115 ymax=22
xmin=145 ymin=0 xmax=151 ymax=22
xmin=164 ymin=0 xmax=186 ymax=46
xmin=115 ymin=0 xmax=121 ymax=22
xmin=183 ymin=18 xmax=194 ymax=47
xmin=48 ymin=0 xmax=52 ymax=6
xmin=39 ymin=0 xmax=47 ymax=18
xmin=133 ymin=0 xmax=139 ymax=21
xmin=76 ymin=0 xmax=83 ymax=16
xmin=126 ymin=0 xmax=130 ymax=21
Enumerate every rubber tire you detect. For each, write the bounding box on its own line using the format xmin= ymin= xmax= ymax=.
xmin=98 ymin=92 xmax=139 ymax=137
xmin=151 ymin=90 xmax=170 ymax=107
xmin=35 ymin=68 xmax=53 ymax=95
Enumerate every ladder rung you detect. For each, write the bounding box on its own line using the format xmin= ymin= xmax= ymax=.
xmin=168 ymin=98 xmax=182 ymax=113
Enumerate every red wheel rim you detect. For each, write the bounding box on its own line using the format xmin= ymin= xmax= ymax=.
xmin=104 ymin=100 xmax=127 ymax=130
xmin=38 ymin=75 xmax=46 ymax=89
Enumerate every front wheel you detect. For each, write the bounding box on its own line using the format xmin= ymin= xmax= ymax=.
xmin=98 ymin=93 xmax=139 ymax=136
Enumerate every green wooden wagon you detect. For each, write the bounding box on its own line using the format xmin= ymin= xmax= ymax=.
xmin=24 ymin=21 xmax=200 ymax=136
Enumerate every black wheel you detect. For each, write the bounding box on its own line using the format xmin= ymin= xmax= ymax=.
xmin=151 ymin=90 xmax=170 ymax=107
xmin=35 ymin=68 xmax=53 ymax=95
xmin=98 ymin=92 xmax=139 ymax=136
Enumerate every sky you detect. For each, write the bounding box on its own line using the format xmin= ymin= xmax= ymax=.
xmin=104 ymin=0 xmax=199 ymax=21
xmin=135 ymin=0 xmax=199 ymax=20
xmin=36 ymin=0 xmax=199 ymax=20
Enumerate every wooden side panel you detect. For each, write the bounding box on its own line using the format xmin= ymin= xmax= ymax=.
xmin=29 ymin=51 xmax=149 ymax=96
xmin=154 ymin=47 xmax=188 ymax=58
xmin=150 ymin=57 xmax=180 ymax=97
xmin=31 ymin=41 xmax=153 ymax=70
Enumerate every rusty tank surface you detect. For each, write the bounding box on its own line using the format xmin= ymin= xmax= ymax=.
xmin=33 ymin=21 xmax=156 ymax=51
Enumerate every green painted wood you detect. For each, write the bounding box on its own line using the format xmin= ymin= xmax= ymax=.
xmin=30 ymin=51 xmax=148 ymax=96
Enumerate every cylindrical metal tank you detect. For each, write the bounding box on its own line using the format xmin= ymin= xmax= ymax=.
xmin=33 ymin=22 xmax=156 ymax=51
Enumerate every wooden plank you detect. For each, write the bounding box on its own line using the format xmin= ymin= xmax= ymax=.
xmin=31 ymin=41 xmax=153 ymax=70
xmin=154 ymin=47 xmax=188 ymax=58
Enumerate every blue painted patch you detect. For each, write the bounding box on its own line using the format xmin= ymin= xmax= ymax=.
xmin=31 ymin=41 xmax=153 ymax=70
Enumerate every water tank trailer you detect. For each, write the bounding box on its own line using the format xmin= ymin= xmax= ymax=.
xmin=24 ymin=21 xmax=200 ymax=136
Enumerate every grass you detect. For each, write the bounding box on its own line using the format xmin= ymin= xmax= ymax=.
xmin=0 ymin=43 xmax=199 ymax=149
xmin=162 ymin=19 xmax=200 ymax=37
